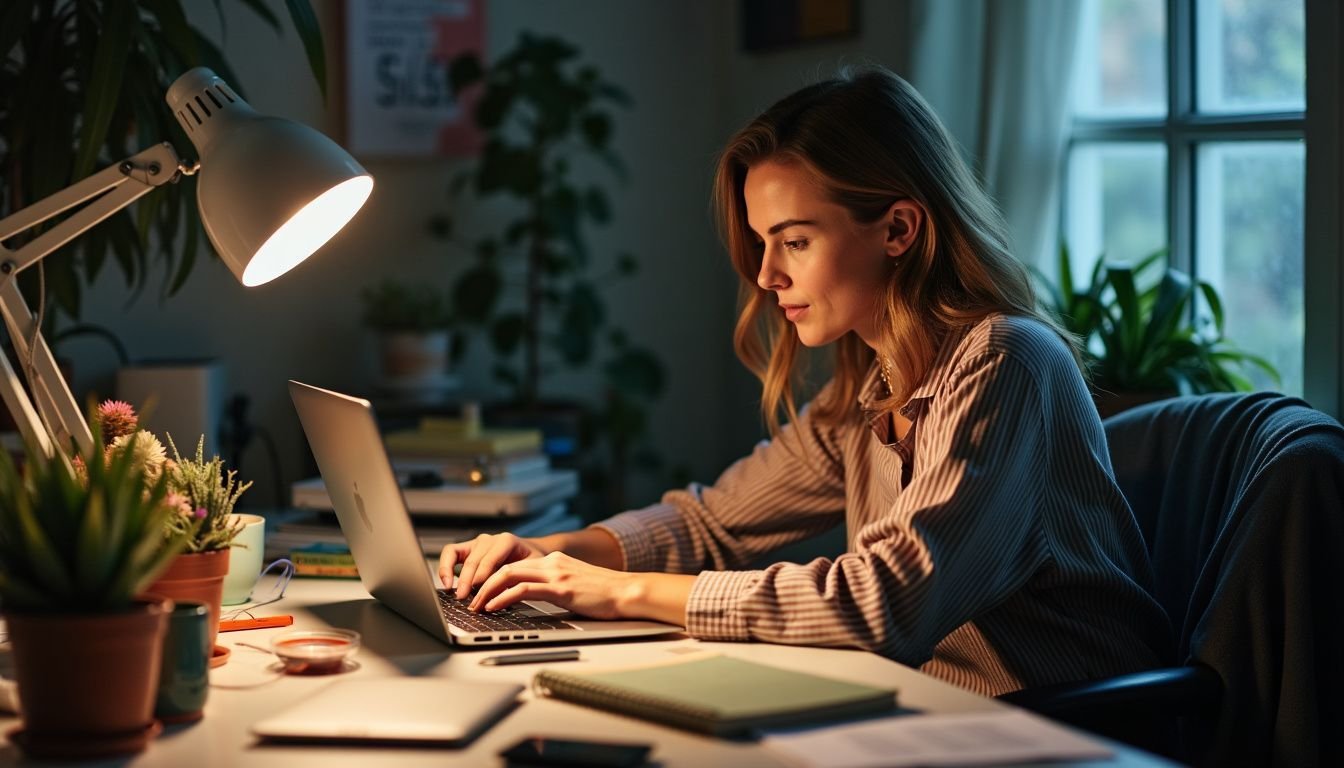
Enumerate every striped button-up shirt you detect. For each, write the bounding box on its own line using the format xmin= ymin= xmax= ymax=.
xmin=596 ymin=314 xmax=1171 ymax=696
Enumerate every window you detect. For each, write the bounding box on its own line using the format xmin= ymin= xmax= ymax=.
xmin=1063 ymin=0 xmax=1306 ymax=395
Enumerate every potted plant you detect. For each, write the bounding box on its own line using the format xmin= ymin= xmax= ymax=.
xmin=91 ymin=400 xmax=252 ymax=663
xmin=1038 ymin=245 xmax=1279 ymax=418
xmin=435 ymin=33 xmax=668 ymax=513
xmin=360 ymin=278 xmax=462 ymax=399
xmin=151 ymin=432 xmax=253 ymax=664
xmin=0 ymin=414 xmax=189 ymax=759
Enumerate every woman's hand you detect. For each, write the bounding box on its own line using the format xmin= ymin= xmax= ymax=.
xmin=469 ymin=551 xmax=634 ymax=619
xmin=470 ymin=553 xmax=696 ymax=626
xmin=437 ymin=533 xmax=551 ymax=599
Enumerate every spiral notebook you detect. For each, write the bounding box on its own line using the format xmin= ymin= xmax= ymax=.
xmin=531 ymin=653 xmax=899 ymax=737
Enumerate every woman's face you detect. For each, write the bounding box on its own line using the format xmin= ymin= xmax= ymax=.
xmin=744 ymin=160 xmax=892 ymax=349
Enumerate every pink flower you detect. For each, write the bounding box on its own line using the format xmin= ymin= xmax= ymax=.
xmin=194 ymin=507 xmax=208 ymax=519
xmin=165 ymin=493 xmax=194 ymax=517
xmin=97 ymin=400 xmax=139 ymax=444
xmin=71 ymin=455 xmax=88 ymax=484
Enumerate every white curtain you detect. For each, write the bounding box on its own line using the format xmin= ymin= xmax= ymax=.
xmin=907 ymin=0 xmax=1081 ymax=270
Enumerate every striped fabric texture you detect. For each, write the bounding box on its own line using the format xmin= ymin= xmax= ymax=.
xmin=597 ymin=314 xmax=1171 ymax=696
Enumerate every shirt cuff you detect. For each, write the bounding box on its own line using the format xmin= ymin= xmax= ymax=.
xmin=685 ymin=570 xmax=763 ymax=641
xmin=591 ymin=504 xmax=683 ymax=572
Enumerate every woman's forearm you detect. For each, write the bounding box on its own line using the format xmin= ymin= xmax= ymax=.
xmin=535 ymin=528 xmax=694 ymax=625
xmin=536 ymin=526 xmax=625 ymax=570
xmin=618 ymin=572 xmax=696 ymax=626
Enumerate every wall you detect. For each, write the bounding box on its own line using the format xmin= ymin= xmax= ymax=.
xmin=68 ymin=0 xmax=911 ymax=515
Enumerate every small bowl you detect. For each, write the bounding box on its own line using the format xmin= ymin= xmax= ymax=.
xmin=270 ymin=629 xmax=360 ymax=675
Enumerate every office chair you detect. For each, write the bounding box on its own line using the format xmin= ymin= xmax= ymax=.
xmin=999 ymin=392 xmax=1344 ymax=766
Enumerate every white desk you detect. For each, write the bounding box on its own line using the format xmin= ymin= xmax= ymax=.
xmin=0 ymin=573 xmax=1176 ymax=767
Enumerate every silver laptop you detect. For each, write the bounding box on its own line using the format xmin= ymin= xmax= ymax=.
xmin=288 ymin=380 xmax=682 ymax=646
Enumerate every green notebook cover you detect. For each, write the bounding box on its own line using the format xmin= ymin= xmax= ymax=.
xmin=532 ymin=653 xmax=898 ymax=737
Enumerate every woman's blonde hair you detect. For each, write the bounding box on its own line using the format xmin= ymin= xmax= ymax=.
xmin=713 ymin=66 xmax=1077 ymax=436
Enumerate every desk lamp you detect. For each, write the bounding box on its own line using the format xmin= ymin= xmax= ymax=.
xmin=0 ymin=67 xmax=373 ymax=459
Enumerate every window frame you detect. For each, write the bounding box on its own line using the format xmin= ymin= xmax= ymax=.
xmin=1303 ymin=0 xmax=1343 ymax=417
xmin=1061 ymin=0 xmax=1342 ymax=413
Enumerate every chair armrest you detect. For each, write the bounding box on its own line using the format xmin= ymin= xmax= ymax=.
xmin=999 ymin=664 xmax=1222 ymax=720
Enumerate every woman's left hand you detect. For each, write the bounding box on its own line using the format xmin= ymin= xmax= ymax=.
xmin=468 ymin=551 xmax=633 ymax=618
xmin=468 ymin=551 xmax=696 ymax=626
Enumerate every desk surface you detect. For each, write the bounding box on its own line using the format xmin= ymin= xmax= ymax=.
xmin=0 ymin=573 xmax=1174 ymax=768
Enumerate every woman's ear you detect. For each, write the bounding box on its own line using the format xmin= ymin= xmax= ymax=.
xmin=883 ymin=199 xmax=925 ymax=259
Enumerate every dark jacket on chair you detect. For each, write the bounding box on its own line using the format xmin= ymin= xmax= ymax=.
xmin=1103 ymin=392 xmax=1344 ymax=766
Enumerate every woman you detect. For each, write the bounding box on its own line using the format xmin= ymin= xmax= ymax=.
xmin=438 ymin=66 xmax=1169 ymax=696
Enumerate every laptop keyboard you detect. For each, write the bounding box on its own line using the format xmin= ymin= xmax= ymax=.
xmin=435 ymin=591 xmax=572 ymax=634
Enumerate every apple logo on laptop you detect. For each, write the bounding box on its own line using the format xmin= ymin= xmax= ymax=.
xmin=352 ymin=482 xmax=374 ymax=532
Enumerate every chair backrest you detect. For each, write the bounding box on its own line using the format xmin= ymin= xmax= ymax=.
xmin=1102 ymin=391 xmax=1344 ymax=766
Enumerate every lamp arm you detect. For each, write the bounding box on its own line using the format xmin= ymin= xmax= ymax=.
xmin=0 ymin=143 xmax=186 ymax=272
xmin=0 ymin=142 xmax=188 ymax=458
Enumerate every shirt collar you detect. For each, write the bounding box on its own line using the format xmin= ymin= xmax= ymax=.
xmin=856 ymin=322 xmax=978 ymax=413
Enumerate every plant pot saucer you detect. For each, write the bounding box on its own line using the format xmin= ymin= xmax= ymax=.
xmin=7 ymin=720 xmax=163 ymax=759
xmin=210 ymin=644 xmax=231 ymax=668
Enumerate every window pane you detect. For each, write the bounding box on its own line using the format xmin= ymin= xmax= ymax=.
xmin=1195 ymin=141 xmax=1304 ymax=395
xmin=1073 ymin=0 xmax=1167 ymax=118
xmin=1196 ymin=0 xmax=1305 ymax=113
xmin=1065 ymin=143 xmax=1168 ymax=283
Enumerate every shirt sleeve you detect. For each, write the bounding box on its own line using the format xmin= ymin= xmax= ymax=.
xmin=679 ymin=351 xmax=1053 ymax=664
xmin=595 ymin=388 xmax=850 ymax=575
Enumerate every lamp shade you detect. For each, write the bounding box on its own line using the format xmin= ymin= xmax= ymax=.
xmin=165 ymin=68 xmax=372 ymax=286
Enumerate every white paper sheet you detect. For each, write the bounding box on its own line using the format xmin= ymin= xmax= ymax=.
xmin=762 ymin=708 xmax=1114 ymax=767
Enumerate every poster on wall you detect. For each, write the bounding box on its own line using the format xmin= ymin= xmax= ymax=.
xmin=345 ymin=0 xmax=485 ymax=156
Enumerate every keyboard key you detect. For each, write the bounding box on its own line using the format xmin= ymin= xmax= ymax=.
xmin=435 ymin=591 xmax=571 ymax=633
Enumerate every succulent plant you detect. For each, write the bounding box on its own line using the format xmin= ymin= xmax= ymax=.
xmin=163 ymin=434 xmax=251 ymax=553
xmin=0 ymin=422 xmax=189 ymax=613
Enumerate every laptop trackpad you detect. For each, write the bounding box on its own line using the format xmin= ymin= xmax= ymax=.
xmin=516 ymin=600 xmax=571 ymax=617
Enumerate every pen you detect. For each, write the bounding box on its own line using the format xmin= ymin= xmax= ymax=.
xmin=479 ymin=649 xmax=581 ymax=666
xmin=218 ymin=615 xmax=294 ymax=632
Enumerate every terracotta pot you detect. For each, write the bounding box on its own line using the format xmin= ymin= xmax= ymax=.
xmin=4 ymin=595 xmax=171 ymax=757
xmin=145 ymin=548 xmax=231 ymax=651
xmin=377 ymin=330 xmax=450 ymax=382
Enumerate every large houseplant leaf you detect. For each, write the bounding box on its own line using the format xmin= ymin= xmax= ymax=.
xmin=0 ymin=1 xmax=327 ymax=321
xmin=1038 ymin=245 xmax=1278 ymax=405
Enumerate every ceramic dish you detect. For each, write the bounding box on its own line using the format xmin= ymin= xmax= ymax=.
xmin=270 ymin=629 xmax=361 ymax=675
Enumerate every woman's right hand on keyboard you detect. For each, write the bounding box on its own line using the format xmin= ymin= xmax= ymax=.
xmin=439 ymin=533 xmax=550 ymax=599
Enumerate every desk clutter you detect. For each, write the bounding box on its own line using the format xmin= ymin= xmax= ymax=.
xmin=0 ymin=412 xmax=1131 ymax=764
xmin=0 ymin=581 xmax=1137 ymax=766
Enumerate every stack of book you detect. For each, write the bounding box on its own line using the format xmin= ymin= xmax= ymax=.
xmin=277 ymin=412 xmax=581 ymax=568
xmin=287 ymin=542 xmax=360 ymax=578
xmin=384 ymin=415 xmax=546 ymax=481
xmin=289 ymin=411 xmax=579 ymax=517
xmin=289 ymin=470 xmax=579 ymax=518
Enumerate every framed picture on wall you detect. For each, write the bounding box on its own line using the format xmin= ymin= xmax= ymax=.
xmin=741 ymin=0 xmax=859 ymax=52
xmin=344 ymin=0 xmax=485 ymax=157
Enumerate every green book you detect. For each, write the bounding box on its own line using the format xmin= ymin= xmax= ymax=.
xmin=532 ymin=653 xmax=898 ymax=737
